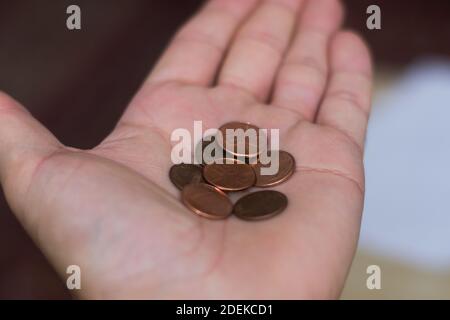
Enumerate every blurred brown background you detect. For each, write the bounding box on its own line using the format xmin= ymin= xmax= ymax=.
xmin=0 ymin=0 xmax=449 ymax=299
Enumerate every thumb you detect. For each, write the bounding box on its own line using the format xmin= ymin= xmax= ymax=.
xmin=0 ymin=91 xmax=62 ymax=214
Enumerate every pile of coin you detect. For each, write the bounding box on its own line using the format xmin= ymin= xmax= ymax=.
xmin=169 ymin=122 xmax=295 ymax=221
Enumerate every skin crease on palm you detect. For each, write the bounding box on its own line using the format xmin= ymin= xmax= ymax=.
xmin=0 ymin=0 xmax=372 ymax=299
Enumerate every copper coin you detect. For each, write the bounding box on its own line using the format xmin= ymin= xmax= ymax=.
xmin=217 ymin=122 xmax=266 ymax=158
xmin=203 ymin=162 xmax=255 ymax=191
xmin=181 ymin=183 xmax=233 ymax=220
xmin=233 ymin=190 xmax=288 ymax=221
xmin=252 ymin=151 xmax=295 ymax=187
xmin=169 ymin=164 xmax=204 ymax=190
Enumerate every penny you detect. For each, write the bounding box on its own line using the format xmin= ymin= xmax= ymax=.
xmin=217 ymin=122 xmax=266 ymax=159
xmin=233 ymin=190 xmax=288 ymax=220
xmin=252 ymin=151 xmax=295 ymax=187
xmin=203 ymin=161 xmax=255 ymax=191
xmin=181 ymin=183 xmax=233 ymax=220
xmin=169 ymin=164 xmax=204 ymax=190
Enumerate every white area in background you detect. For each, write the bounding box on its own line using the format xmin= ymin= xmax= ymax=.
xmin=359 ymin=60 xmax=450 ymax=271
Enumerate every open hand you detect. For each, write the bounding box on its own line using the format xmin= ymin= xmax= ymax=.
xmin=0 ymin=0 xmax=372 ymax=299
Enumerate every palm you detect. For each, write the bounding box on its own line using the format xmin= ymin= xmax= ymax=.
xmin=0 ymin=0 xmax=372 ymax=299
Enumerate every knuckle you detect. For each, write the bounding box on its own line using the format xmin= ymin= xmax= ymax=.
xmin=286 ymin=56 xmax=327 ymax=80
xmin=238 ymin=29 xmax=286 ymax=55
xmin=327 ymin=89 xmax=369 ymax=117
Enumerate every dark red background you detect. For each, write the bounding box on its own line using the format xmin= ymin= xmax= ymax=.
xmin=0 ymin=0 xmax=449 ymax=299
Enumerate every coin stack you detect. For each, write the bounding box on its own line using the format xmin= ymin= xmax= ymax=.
xmin=169 ymin=122 xmax=295 ymax=221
